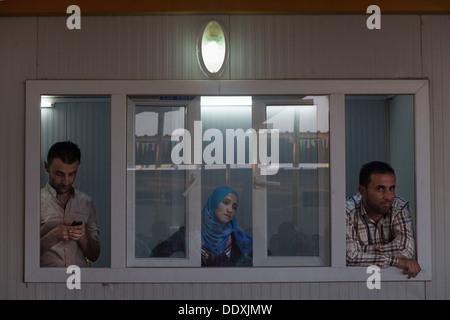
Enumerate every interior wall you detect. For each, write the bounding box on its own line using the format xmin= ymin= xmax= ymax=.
xmin=0 ymin=14 xmax=449 ymax=299
xmin=345 ymin=96 xmax=387 ymax=197
xmin=40 ymin=99 xmax=112 ymax=268
xmin=389 ymin=95 xmax=416 ymax=219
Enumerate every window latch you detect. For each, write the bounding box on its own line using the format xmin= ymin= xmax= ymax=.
xmin=183 ymin=174 xmax=199 ymax=197
xmin=254 ymin=176 xmax=280 ymax=189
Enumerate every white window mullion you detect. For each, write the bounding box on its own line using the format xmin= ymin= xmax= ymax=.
xmin=329 ymin=93 xmax=346 ymax=268
xmin=252 ymin=97 xmax=269 ymax=267
xmin=125 ymin=97 xmax=137 ymax=267
xmin=413 ymin=83 xmax=432 ymax=274
xmin=24 ymin=82 xmax=42 ymax=281
xmin=111 ymin=94 xmax=128 ymax=269
xmin=186 ymin=96 xmax=202 ymax=266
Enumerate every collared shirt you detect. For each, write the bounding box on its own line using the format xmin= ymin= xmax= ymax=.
xmin=40 ymin=183 xmax=100 ymax=267
xmin=346 ymin=193 xmax=415 ymax=268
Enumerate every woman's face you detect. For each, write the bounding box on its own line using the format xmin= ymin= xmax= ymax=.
xmin=214 ymin=193 xmax=238 ymax=224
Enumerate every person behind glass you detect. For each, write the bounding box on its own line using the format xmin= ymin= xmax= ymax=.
xmin=346 ymin=161 xmax=421 ymax=278
xmin=201 ymin=186 xmax=252 ymax=266
xmin=150 ymin=186 xmax=253 ymax=266
xmin=40 ymin=141 xmax=100 ymax=267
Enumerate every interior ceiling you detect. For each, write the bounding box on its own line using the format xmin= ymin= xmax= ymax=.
xmin=1 ymin=0 xmax=450 ymax=15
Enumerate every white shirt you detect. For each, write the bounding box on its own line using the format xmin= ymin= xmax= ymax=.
xmin=40 ymin=183 xmax=100 ymax=267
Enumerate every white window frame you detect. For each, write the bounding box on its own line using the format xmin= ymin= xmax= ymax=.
xmin=252 ymin=96 xmax=331 ymax=267
xmin=25 ymin=79 xmax=432 ymax=283
xmin=126 ymin=96 xmax=202 ymax=267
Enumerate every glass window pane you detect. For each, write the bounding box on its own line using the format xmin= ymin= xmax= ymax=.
xmin=345 ymin=95 xmax=417 ymax=268
xmin=200 ymin=98 xmax=253 ymax=266
xmin=40 ymin=96 xmax=111 ymax=268
xmin=128 ymin=103 xmax=187 ymax=263
xmin=265 ymin=96 xmax=330 ymax=265
xmin=345 ymin=95 xmax=415 ymax=217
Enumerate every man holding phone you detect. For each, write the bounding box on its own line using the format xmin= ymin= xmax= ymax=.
xmin=40 ymin=141 xmax=100 ymax=267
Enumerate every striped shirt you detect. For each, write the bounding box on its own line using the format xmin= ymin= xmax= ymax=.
xmin=346 ymin=193 xmax=416 ymax=268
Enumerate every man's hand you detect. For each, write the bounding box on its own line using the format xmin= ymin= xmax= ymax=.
xmin=40 ymin=221 xmax=72 ymax=255
xmin=56 ymin=221 xmax=72 ymax=241
xmin=74 ymin=224 xmax=100 ymax=262
xmin=69 ymin=224 xmax=86 ymax=241
xmin=397 ymin=258 xmax=421 ymax=279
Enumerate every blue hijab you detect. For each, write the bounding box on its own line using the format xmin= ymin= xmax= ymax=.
xmin=201 ymin=186 xmax=252 ymax=259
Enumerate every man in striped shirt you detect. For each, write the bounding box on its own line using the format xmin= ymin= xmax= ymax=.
xmin=346 ymin=161 xmax=421 ymax=278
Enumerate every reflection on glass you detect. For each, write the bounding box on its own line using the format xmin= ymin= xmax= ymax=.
xmin=131 ymin=106 xmax=186 ymax=259
xmin=200 ymin=98 xmax=253 ymax=266
xmin=201 ymin=186 xmax=252 ymax=266
xmin=266 ymin=97 xmax=330 ymax=263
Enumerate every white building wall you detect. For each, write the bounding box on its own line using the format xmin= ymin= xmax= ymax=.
xmin=421 ymin=15 xmax=450 ymax=300
xmin=0 ymin=14 xmax=449 ymax=299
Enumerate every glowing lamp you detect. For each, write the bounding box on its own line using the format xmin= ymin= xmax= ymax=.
xmin=197 ymin=21 xmax=228 ymax=78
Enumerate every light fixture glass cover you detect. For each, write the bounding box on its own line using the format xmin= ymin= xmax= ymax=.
xmin=197 ymin=20 xmax=227 ymax=78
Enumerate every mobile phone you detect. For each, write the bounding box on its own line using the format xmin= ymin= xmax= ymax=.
xmin=71 ymin=221 xmax=83 ymax=226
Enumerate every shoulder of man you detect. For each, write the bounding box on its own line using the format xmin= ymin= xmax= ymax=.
xmin=346 ymin=193 xmax=362 ymax=214
xmin=73 ymin=189 xmax=95 ymax=207
xmin=391 ymin=195 xmax=410 ymax=213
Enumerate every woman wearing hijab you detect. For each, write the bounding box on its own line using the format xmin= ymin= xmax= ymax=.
xmin=150 ymin=186 xmax=253 ymax=266
xmin=201 ymin=186 xmax=253 ymax=266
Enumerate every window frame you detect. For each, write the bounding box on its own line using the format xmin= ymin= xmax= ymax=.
xmin=25 ymin=79 xmax=432 ymax=283
xmin=126 ymin=96 xmax=202 ymax=267
xmin=252 ymin=96 xmax=331 ymax=267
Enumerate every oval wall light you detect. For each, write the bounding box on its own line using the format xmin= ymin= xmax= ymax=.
xmin=197 ymin=20 xmax=228 ymax=78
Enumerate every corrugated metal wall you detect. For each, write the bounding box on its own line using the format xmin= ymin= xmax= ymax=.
xmin=421 ymin=15 xmax=450 ymax=300
xmin=1 ymin=14 xmax=449 ymax=299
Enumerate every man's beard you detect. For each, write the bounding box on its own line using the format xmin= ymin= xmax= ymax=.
xmin=366 ymin=197 xmax=392 ymax=215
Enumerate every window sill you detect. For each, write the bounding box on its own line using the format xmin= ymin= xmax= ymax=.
xmin=25 ymin=265 xmax=432 ymax=283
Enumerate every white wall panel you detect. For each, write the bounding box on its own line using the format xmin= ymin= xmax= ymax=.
xmin=37 ymin=15 xmax=228 ymax=80
xmin=421 ymin=15 xmax=450 ymax=300
xmin=229 ymin=15 xmax=422 ymax=79
xmin=0 ymin=17 xmax=37 ymax=300
xmin=0 ymin=14 xmax=449 ymax=299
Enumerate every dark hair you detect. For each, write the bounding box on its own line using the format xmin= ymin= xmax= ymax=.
xmin=47 ymin=141 xmax=81 ymax=166
xmin=359 ymin=161 xmax=395 ymax=187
